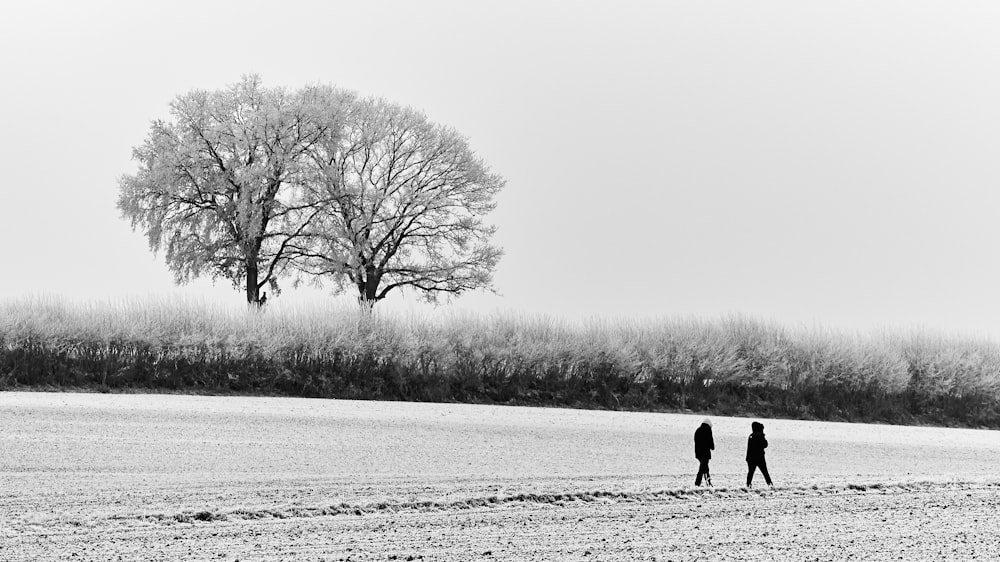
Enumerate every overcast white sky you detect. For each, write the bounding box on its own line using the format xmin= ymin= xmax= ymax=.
xmin=3 ymin=1 xmax=1000 ymax=337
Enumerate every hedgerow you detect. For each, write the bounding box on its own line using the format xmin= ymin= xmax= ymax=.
xmin=2 ymin=296 xmax=998 ymax=427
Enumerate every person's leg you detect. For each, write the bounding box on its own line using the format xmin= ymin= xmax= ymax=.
xmin=705 ymin=460 xmax=712 ymax=486
xmin=696 ymin=459 xmax=707 ymax=485
xmin=759 ymin=459 xmax=772 ymax=486
xmin=746 ymin=461 xmax=755 ymax=487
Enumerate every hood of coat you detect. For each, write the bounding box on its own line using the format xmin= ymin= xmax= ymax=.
xmin=751 ymin=421 xmax=764 ymax=433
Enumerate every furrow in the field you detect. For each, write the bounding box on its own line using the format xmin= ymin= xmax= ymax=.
xmin=90 ymin=479 xmax=999 ymax=528
xmin=4 ymin=486 xmax=1000 ymax=561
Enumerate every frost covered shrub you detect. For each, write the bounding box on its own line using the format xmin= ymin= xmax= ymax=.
xmin=2 ymin=296 xmax=1000 ymax=426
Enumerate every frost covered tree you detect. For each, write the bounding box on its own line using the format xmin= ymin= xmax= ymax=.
xmin=295 ymin=98 xmax=504 ymax=307
xmin=118 ymin=76 xmax=352 ymax=304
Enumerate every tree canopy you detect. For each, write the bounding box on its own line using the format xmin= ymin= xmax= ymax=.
xmin=119 ymin=76 xmax=503 ymax=307
xmin=118 ymin=76 xmax=352 ymax=304
xmin=295 ymin=98 xmax=504 ymax=306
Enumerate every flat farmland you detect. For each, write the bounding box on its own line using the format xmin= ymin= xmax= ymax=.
xmin=1 ymin=392 xmax=999 ymax=561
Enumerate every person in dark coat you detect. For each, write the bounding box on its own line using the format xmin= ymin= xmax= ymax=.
xmin=745 ymin=421 xmax=773 ymax=487
xmin=694 ymin=418 xmax=714 ymax=486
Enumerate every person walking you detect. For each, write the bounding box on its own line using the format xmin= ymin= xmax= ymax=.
xmin=745 ymin=421 xmax=773 ymax=488
xmin=694 ymin=418 xmax=714 ymax=486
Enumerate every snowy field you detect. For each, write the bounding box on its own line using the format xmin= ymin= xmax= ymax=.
xmin=1 ymin=392 xmax=999 ymax=560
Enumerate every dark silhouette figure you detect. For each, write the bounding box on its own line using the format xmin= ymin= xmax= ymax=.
xmin=257 ymin=292 xmax=268 ymax=307
xmin=746 ymin=421 xmax=773 ymax=487
xmin=694 ymin=418 xmax=714 ymax=486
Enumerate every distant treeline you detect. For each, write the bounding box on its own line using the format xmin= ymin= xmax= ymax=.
xmin=2 ymin=296 xmax=999 ymax=428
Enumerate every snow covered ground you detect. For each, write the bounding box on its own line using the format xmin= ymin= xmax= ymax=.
xmin=1 ymin=392 xmax=998 ymax=560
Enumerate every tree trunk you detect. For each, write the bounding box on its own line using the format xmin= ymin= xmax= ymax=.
xmin=246 ymin=260 xmax=261 ymax=305
xmin=356 ymin=267 xmax=381 ymax=308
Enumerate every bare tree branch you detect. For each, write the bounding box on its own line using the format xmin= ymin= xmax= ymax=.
xmin=295 ymin=97 xmax=504 ymax=306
